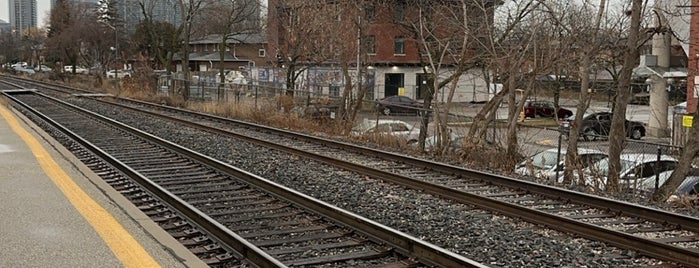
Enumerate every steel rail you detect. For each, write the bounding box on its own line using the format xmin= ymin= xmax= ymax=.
xmin=5 ymin=77 xmax=699 ymax=266
xmin=4 ymin=90 xmax=487 ymax=268
xmin=3 ymin=90 xmax=286 ymax=268
xmin=100 ymin=96 xmax=699 ymax=266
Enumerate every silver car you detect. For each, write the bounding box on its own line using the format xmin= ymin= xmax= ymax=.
xmin=351 ymin=119 xmax=419 ymax=143
xmin=516 ymin=148 xmax=606 ymax=181
xmin=579 ymin=153 xmax=678 ymax=190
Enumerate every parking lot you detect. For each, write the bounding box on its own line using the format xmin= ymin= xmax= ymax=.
xmin=362 ymin=99 xmax=677 ymax=158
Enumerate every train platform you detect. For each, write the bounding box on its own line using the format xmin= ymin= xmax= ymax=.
xmin=0 ymin=102 xmax=208 ymax=267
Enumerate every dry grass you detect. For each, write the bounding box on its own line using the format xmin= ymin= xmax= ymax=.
xmin=455 ymin=141 xmax=519 ymax=171
xmin=667 ymin=195 xmax=699 ymax=209
xmin=45 ymin=74 xmax=529 ymax=173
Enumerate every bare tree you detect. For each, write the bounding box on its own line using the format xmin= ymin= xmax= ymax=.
xmin=46 ymin=0 xmax=82 ymax=73
xmin=177 ymin=0 xmax=206 ymax=100
xmin=553 ymin=1 xmax=609 ymax=184
xmin=463 ymin=1 xmax=572 ymax=165
xmin=19 ymin=28 xmax=47 ymax=68
xmin=134 ymin=0 xmax=180 ymax=73
xmin=463 ymin=0 xmax=538 ymax=146
xmin=606 ymin=0 xmax=645 ymax=192
xmin=197 ymin=0 xmax=262 ymax=100
xmin=0 ymin=31 xmax=20 ymax=64
xmin=269 ymin=0 xmax=327 ymax=95
xmin=399 ymin=0 xmax=487 ymax=152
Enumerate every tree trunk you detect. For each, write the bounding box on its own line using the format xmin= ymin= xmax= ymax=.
xmin=285 ymin=63 xmax=296 ymax=95
xmin=505 ymin=75 xmax=523 ymax=161
xmin=563 ymin=0 xmax=605 ymax=185
xmin=348 ymin=68 xmax=370 ymax=133
xmin=437 ymin=76 xmax=458 ymax=155
xmin=563 ymin=57 xmax=592 ymax=184
xmin=339 ymin=62 xmax=353 ymax=124
xmin=218 ymin=38 xmax=226 ymax=101
xmin=418 ymin=77 xmax=435 ymax=152
xmin=652 ymin=107 xmax=699 ymax=201
xmin=606 ymin=0 xmax=643 ymax=192
xmin=466 ymin=85 xmax=509 ymax=144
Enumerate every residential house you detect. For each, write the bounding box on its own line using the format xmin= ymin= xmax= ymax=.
xmin=176 ymin=33 xmax=268 ymax=74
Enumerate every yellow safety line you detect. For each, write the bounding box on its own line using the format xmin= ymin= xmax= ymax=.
xmin=0 ymin=104 xmax=161 ymax=268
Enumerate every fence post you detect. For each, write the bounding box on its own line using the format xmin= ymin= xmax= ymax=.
xmin=555 ymin=128 xmax=563 ymax=181
xmin=655 ymin=145 xmax=661 ymax=191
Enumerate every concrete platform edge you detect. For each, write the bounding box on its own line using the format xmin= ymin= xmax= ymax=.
xmin=8 ymin=104 xmax=210 ymax=268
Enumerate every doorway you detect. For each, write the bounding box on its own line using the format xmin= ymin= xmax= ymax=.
xmin=416 ymin=73 xmax=434 ymax=100
xmin=384 ymin=73 xmax=404 ymax=97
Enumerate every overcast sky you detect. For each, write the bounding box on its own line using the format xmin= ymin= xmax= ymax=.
xmin=0 ymin=0 xmax=52 ymax=27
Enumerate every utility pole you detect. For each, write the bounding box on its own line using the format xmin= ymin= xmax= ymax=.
xmin=648 ymin=2 xmax=671 ymax=137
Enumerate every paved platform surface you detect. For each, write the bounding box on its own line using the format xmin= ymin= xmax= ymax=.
xmin=0 ymin=101 xmax=208 ymax=268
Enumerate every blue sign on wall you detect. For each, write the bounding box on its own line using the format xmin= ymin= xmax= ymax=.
xmin=259 ymin=68 xmax=269 ymax=81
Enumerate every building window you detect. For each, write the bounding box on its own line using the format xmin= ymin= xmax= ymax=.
xmin=330 ymin=84 xmax=340 ymax=97
xmin=365 ymin=5 xmax=375 ymax=21
xmin=394 ymin=0 xmax=405 ymax=21
xmin=258 ymin=49 xmax=266 ymax=57
xmin=365 ymin=35 xmax=375 ymax=54
xmin=394 ymin=37 xmax=405 ymax=55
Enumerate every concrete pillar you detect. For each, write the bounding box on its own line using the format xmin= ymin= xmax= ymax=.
xmin=648 ymin=4 xmax=670 ymax=138
xmin=648 ymin=75 xmax=669 ymax=137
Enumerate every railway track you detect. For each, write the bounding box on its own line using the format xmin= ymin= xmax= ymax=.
xmin=3 ymin=76 xmax=699 ymax=266
xmin=3 ymin=90 xmax=483 ymax=267
xmin=94 ymin=87 xmax=699 ymax=266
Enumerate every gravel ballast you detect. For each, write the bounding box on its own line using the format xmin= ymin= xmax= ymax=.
xmin=64 ymin=98 xmax=690 ymax=267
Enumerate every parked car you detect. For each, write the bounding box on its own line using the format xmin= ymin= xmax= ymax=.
xmin=423 ymin=132 xmax=464 ymax=152
xmin=560 ymin=111 xmax=646 ymax=141
xmin=571 ymin=153 xmax=678 ymax=190
xmin=33 ymin=65 xmax=52 ymax=72
xmin=11 ymin=62 xmax=28 ymax=69
xmin=106 ymin=69 xmax=132 ymax=79
xmin=12 ymin=65 xmax=36 ymax=75
xmin=523 ymin=100 xmax=573 ymax=119
xmin=639 ymin=169 xmax=699 ymax=196
xmin=673 ymin=101 xmax=687 ymax=114
xmin=351 ymin=119 xmax=419 ymax=143
xmin=516 ymin=148 xmax=607 ymax=181
xmin=64 ymin=65 xmax=89 ymax=74
xmin=376 ymin=95 xmax=424 ymax=116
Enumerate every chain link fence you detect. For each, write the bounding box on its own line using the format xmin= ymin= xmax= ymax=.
xmin=514 ymin=124 xmax=688 ymax=195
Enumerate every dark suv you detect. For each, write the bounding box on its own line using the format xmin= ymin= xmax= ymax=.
xmin=561 ymin=112 xmax=645 ymax=141
xmin=376 ymin=95 xmax=424 ymax=115
xmin=523 ymin=100 xmax=573 ymax=119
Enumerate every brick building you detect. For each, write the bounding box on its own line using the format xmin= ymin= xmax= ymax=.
xmin=266 ymin=0 xmax=501 ymax=102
